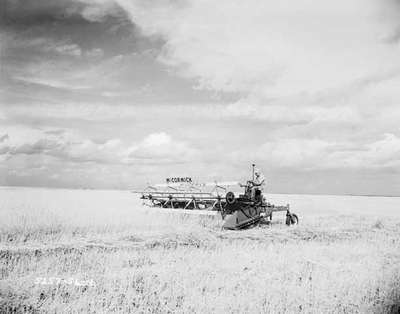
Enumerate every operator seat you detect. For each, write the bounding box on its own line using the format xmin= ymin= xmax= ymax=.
xmin=254 ymin=189 xmax=262 ymax=203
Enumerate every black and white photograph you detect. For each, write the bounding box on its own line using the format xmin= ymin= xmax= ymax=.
xmin=1 ymin=0 xmax=400 ymax=313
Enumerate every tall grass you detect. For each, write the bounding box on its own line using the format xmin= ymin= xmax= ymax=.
xmin=0 ymin=187 xmax=399 ymax=313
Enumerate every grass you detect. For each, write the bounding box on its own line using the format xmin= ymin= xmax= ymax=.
xmin=0 ymin=187 xmax=400 ymax=313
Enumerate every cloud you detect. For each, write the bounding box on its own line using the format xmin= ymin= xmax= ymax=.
xmin=0 ymin=134 xmax=9 ymax=143
xmin=5 ymin=36 xmax=82 ymax=58
xmin=1 ymin=0 xmax=166 ymax=96
xmin=0 ymin=127 xmax=198 ymax=166
xmin=51 ymin=43 xmax=82 ymax=57
xmin=0 ymin=127 xmax=116 ymax=163
xmin=116 ymin=0 xmax=400 ymax=96
xmin=125 ymin=132 xmax=198 ymax=164
xmin=348 ymin=133 xmax=400 ymax=168
xmin=113 ymin=0 xmax=400 ymax=135
xmin=85 ymin=48 xmax=104 ymax=58
xmin=2 ymin=0 xmax=400 ymax=193
xmin=110 ymin=0 xmax=400 ymax=177
xmin=76 ymin=0 xmax=128 ymax=22
xmin=225 ymin=101 xmax=362 ymax=124
xmin=249 ymin=133 xmax=400 ymax=170
xmin=255 ymin=138 xmax=333 ymax=169
xmin=0 ymin=0 xmax=124 ymax=26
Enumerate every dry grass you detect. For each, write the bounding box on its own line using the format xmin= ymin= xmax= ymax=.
xmin=0 ymin=187 xmax=400 ymax=313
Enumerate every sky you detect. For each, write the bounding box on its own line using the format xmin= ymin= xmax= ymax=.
xmin=1 ymin=0 xmax=400 ymax=195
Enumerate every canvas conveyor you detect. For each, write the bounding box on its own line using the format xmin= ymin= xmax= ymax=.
xmin=139 ymin=191 xmax=226 ymax=210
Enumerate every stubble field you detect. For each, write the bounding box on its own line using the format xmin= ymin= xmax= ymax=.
xmin=0 ymin=187 xmax=399 ymax=313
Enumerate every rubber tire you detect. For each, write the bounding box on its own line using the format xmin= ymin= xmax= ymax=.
xmin=290 ymin=213 xmax=299 ymax=225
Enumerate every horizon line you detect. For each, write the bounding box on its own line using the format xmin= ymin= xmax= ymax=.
xmin=1 ymin=184 xmax=399 ymax=198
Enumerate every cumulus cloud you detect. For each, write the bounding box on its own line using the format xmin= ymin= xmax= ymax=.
xmin=2 ymin=0 xmax=400 ymax=192
xmin=125 ymin=132 xmax=198 ymax=164
xmin=111 ymin=0 xmax=400 ymax=178
xmin=0 ymin=127 xmax=198 ymax=166
xmin=0 ymin=127 xmax=117 ymax=163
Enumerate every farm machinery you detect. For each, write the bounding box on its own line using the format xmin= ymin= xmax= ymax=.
xmin=137 ymin=179 xmax=231 ymax=211
xmin=221 ymin=182 xmax=298 ymax=230
xmin=135 ymin=165 xmax=298 ymax=229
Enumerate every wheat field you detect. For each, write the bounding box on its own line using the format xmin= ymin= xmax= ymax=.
xmin=0 ymin=187 xmax=399 ymax=313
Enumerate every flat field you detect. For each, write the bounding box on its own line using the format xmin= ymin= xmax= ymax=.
xmin=0 ymin=187 xmax=399 ymax=313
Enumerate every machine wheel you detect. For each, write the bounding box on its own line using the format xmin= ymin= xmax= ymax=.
xmin=291 ymin=213 xmax=299 ymax=225
xmin=286 ymin=213 xmax=299 ymax=225
xmin=226 ymin=191 xmax=236 ymax=205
